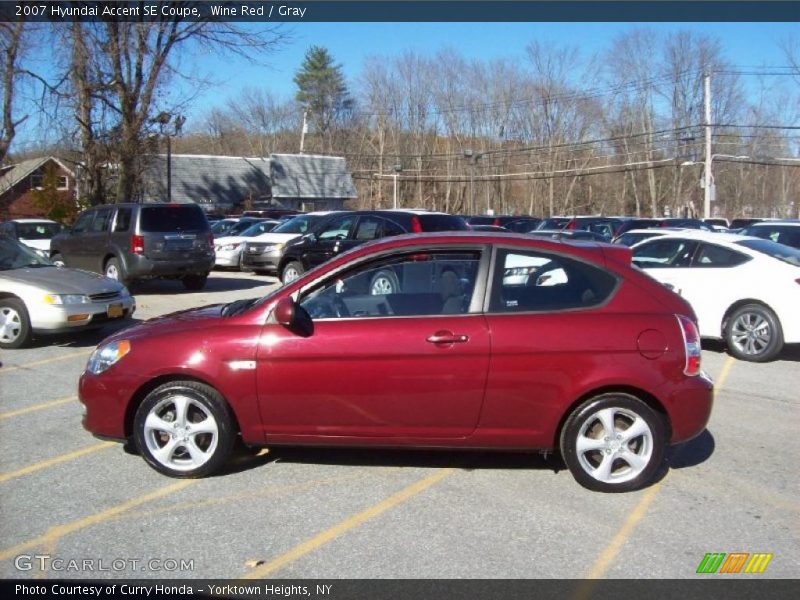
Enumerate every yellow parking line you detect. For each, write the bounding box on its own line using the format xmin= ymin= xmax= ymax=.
xmin=0 ymin=396 xmax=78 ymax=420
xmin=715 ymin=355 xmax=736 ymax=390
xmin=578 ymin=355 xmax=737 ymax=585
xmin=1 ymin=350 xmax=92 ymax=374
xmin=242 ymin=468 xmax=455 ymax=579
xmin=0 ymin=442 xmax=114 ymax=484
xmin=583 ymin=482 xmax=662 ymax=580
xmin=0 ymin=480 xmax=195 ymax=561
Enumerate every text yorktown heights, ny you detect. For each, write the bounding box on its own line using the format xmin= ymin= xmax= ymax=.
xmin=15 ymin=584 xmax=335 ymax=597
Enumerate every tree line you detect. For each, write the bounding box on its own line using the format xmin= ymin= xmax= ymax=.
xmin=3 ymin=24 xmax=799 ymax=219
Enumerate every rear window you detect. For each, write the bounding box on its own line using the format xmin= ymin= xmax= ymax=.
xmin=736 ymin=239 xmax=800 ymax=266
xmin=417 ymin=214 xmax=469 ymax=232
xmin=140 ymin=205 xmax=208 ymax=232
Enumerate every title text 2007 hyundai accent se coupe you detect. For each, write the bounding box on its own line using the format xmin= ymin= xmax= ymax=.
xmin=79 ymin=232 xmax=713 ymax=492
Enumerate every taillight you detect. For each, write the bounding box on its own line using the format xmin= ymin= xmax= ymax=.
xmin=411 ymin=216 xmax=422 ymax=233
xmin=131 ymin=234 xmax=144 ymax=255
xmin=676 ymin=314 xmax=701 ymax=376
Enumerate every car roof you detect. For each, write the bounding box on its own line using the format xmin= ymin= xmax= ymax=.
xmin=9 ymin=218 xmax=60 ymax=224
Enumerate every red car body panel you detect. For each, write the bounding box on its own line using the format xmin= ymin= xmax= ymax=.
xmin=79 ymin=233 xmax=713 ymax=452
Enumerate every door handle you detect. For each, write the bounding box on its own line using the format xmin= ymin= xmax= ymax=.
xmin=426 ymin=330 xmax=469 ymax=344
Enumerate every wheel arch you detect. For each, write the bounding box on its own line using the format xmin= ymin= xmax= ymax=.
xmin=124 ymin=374 xmax=242 ymax=440
xmin=554 ymin=385 xmax=672 ymax=449
xmin=720 ymin=298 xmax=779 ymax=337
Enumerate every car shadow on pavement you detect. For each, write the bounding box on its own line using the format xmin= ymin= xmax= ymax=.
xmin=247 ymin=446 xmax=568 ymax=474
xmin=665 ymin=429 xmax=715 ymax=469
xmin=703 ymin=339 xmax=800 ymax=363
xmin=130 ymin=275 xmax=274 ymax=296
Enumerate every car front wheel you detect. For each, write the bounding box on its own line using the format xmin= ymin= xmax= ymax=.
xmin=50 ymin=253 xmax=65 ymax=267
xmin=0 ymin=298 xmax=32 ymax=349
xmin=725 ymin=303 xmax=783 ymax=362
xmin=560 ymin=393 xmax=665 ymax=493
xmin=134 ymin=381 xmax=236 ymax=478
xmin=281 ymin=261 xmax=304 ymax=284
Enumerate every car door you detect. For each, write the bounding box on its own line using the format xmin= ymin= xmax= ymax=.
xmin=255 ymin=247 xmax=491 ymax=440
xmin=631 ymin=237 xmax=699 ymax=294
xmin=481 ymin=247 xmax=622 ymax=448
xmin=659 ymin=242 xmax=751 ymax=338
xmin=59 ymin=209 xmax=96 ymax=269
xmin=303 ymin=214 xmax=357 ymax=269
xmin=81 ymin=207 xmax=113 ymax=273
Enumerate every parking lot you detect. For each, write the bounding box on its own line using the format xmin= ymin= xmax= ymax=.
xmin=0 ymin=270 xmax=797 ymax=580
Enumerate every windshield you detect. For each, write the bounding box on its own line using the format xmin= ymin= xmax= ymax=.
xmin=211 ymin=220 xmax=237 ymax=234
xmin=736 ymin=239 xmax=800 ymax=267
xmin=16 ymin=222 xmax=62 ymax=239
xmin=272 ymin=215 xmax=323 ymax=234
xmin=239 ymin=221 xmax=277 ymax=237
xmin=0 ymin=238 xmax=53 ymax=270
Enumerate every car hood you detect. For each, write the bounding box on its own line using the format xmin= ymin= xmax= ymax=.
xmin=239 ymin=232 xmax=301 ymax=244
xmin=20 ymin=239 xmax=51 ymax=251
xmin=0 ymin=266 xmax=123 ymax=295
xmin=104 ymin=304 xmax=225 ymax=342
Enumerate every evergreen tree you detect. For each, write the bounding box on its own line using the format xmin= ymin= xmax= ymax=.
xmin=293 ymin=46 xmax=352 ymax=150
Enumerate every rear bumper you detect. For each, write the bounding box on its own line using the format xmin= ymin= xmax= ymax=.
xmin=124 ymin=254 xmax=214 ymax=278
xmin=662 ymin=372 xmax=714 ymax=444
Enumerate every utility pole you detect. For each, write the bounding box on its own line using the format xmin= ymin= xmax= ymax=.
xmin=703 ymin=72 xmax=713 ymax=219
xmin=299 ymin=110 xmax=308 ymax=154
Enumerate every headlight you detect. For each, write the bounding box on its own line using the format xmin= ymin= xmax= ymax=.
xmin=87 ymin=340 xmax=131 ymax=375
xmin=44 ymin=294 xmax=90 ymax=305
xmin=217 ymin=243 xmax=241 ymax=252
xmin=265 ymin=243 xmax=285 ymax=252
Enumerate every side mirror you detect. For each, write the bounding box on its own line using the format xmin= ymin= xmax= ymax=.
xmin=274 ymin=297 xmax=296 ymax=326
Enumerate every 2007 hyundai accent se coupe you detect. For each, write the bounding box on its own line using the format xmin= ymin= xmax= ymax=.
xmin=79 ymin=232 xmax=713 ymax=492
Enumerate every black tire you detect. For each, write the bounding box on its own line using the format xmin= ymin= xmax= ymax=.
xmin=281 ymin=260 xmax=305 ymax=284
xmin=182 ymin=273 xmax=209 ymax=291
xmin=560 ymin=393 xmax=666 ymax=493
xmin=369 ymin=270 xmax=400 ymax=295
xmin=0 ymin=298 xmax=32 ymax=349
xmin=724 ymin=303 xmax=783 ymax=362
xmin=50 ymin=253 xmax=65 ymax=267
xmin=133 ymin=380 xmax=236 ymax=478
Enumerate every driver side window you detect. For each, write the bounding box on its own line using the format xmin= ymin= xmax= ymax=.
xmin=299 ymin=251 xmax=481 ymax=320
xmin=317 ymin=215 xmax=355 ymax=241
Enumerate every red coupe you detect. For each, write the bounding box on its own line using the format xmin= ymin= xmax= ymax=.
xmin=80 ymin=232 xmax=713 ymax=492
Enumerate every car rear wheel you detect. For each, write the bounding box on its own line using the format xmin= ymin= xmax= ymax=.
xmin=0 ymin=298 xmax=32 ymax=349
xmin=50 ymin=253 xmax=65 ymax=267
xmin=182 ymin=273 xmax=208 ymax=291
xmin=104 ymin=257 xmax=134 ymax=288
xmin=369 ymin=270 xmax=400 ymax=295
xmin=281 ymin=261 xmax=304 ymax=284
xmin=725 ymin=303 xmax=783 ymax=362
xmin=560 ymin=394 xmax=665 ymax=493
xmin=134 ymin=381 xmax=236 ymax=478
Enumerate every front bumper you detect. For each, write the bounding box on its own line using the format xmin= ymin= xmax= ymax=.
xmin=30 ymin=297 xmax=136 ymax=334
xmin=214 ymin=248 xmax=242 ymax=268
xmin=241 ymin=248 xmax=283 ymax=274
xmin=80 ymin=369 xmax=134 ymax=440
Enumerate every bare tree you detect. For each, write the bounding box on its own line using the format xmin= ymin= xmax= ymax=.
xmin=0 ymin=22 xmax=26 ymax=163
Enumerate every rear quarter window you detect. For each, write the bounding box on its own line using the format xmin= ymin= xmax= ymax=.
xmin=139 ymin=205 xmax=209 ymax=232
xmin=490 ymin=249 xmax=618 ymax=312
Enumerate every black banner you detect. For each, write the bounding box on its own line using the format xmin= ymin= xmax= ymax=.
xmin=2 ymin=1 xmax=800 ymax=23
xmin=4 ymin=579 xmax=800 ymax=600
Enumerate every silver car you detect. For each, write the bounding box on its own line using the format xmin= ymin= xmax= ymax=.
xmin=0 ymin=238 xmax=136 ymax=349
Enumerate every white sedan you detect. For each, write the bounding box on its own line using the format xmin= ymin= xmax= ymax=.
xmin=631 ymin=230 xmax=800 ymax=362
xmin=214 ymin=220 xmax=279 ymax=269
